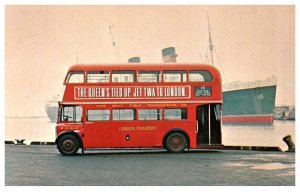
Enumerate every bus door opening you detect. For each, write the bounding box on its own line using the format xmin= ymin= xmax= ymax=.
xmin=196 ymin=104 xmax=221 ymax=146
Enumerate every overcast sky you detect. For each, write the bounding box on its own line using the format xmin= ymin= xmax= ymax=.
xmin=5 ymin=5 xmax=295 ymax=117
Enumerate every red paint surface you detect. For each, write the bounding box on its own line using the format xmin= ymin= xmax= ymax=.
xmin=56 ymin=63 xmax=223 ymax=149
xmin=222 ymin=115 xmax=274 ymax=124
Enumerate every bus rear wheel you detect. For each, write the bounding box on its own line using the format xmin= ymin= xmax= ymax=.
xmin=57 ymin=135 xmax=80 ymax=156
xmin=165 ymin=132 xmax=187 ymax=153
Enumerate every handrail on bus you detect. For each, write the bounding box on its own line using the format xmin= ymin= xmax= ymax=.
xmin=196 ymin=120 xmax=199 ymax=133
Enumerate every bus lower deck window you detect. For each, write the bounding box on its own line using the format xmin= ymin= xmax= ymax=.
xmin=87 ymin=109 xmax=110 ymax=121
xmin=112 ymin=109 xmax=136 ymax=120
xmin=164 ymin=108 xmax=187 ymax=120
xmin=138 ymin=109 xmax=162 ymax=120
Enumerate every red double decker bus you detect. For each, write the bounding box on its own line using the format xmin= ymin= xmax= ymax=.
xmin=55 ymin=63 xmax=223 ymax=155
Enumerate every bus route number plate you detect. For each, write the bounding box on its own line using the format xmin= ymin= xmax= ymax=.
xmin=194 ymin=86 xmax=212 ymax=97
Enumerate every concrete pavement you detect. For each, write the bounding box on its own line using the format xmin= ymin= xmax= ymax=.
xmin=5 ymin=145 xmax=295 ymax=186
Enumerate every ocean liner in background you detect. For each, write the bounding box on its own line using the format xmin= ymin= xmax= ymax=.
xmin=222 ymin=77 xmax=276 ymax=124
xmin=45 ymin=17 xmax=277 ymax=124
xmin=45 ymin=95 xmax=59 ymax=122
xmin=205 ymin=15 xmax=276 ymax=124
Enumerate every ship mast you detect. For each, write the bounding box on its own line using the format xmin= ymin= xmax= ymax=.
xmin=206 ymin=13 xmax=228 ymax=82
xmin=207 ymin=13 xmax=214 ymax=66
xmin=108 ymin=25 xmax=120 ymax=62
xmin=109 ymin=25 xmax=116 ymax=47
xmin=104 ymin=13 xmax=120 ymax=63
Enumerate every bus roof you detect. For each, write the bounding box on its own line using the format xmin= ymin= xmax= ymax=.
xmin=68 ymin=63 xmax=220 ymax=74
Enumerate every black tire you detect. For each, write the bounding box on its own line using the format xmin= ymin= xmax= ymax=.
xmin=57 ymin=135 xmax=80 ymax=156
xmin=165 ymin=132 xmax=187 ymax=153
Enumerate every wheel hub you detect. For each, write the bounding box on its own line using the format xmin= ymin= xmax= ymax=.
xmin=62 ymin=139 xmax=74 ymax=151
xmin=170 ymin=137 xmax=182 ymax=149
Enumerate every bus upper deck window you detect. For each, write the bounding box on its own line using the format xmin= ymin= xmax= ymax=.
xmin=112 ymin=71 xmax=135 ymax=83
xmin=189 ymin=70 xmax=213 ymax=82
xmin=87 ymin=71 xmax=110 ymax=83
xmin=66 ymin=71 xmax=84 ymax=83
xmin=138 ymin=71 xmax=161 ymax=82
xmin=163 ymin=71 xmax=187 ymax=82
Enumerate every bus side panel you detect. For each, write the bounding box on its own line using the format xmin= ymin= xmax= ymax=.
xmin=110 ymin=120 xmax=196 ymax=148
xmin=109 ymin=121 xmax=163 ymax=148
xmin=83 ymin=121 xmax=113 ymax=148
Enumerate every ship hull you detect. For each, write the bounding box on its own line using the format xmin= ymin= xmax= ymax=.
xmin=222 ymin=85 xmax=276 ymax=124
xmin=45 ymin=105 xmax=58 ymax=123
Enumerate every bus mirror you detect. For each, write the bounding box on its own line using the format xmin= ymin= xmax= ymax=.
xmin=57 ymin=107 xmax=61 ymax=122
xmin=214 ymin=104 xmax=221 ymax=121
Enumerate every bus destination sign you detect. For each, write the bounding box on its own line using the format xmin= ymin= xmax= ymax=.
xmin=74 ymin=86 xmax=191 ymax=99
xmin=194 ymin=86 xmax=212 ymax=97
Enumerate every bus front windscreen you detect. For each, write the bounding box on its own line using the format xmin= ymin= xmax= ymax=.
xmin=59 ymin=106 xmax=82 ymax=122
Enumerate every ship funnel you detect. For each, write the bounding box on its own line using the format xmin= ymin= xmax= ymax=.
xmin=162 ymin=47 xmax=177 ymax=63
xmin=128 ymin=57 xmax=141 ymax=63
xmin=282 ymin=135 xmax=295 ymax=152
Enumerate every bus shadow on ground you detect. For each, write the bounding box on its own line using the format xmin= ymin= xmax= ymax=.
xmin=72 ymin=149 xmax=222 ymax=156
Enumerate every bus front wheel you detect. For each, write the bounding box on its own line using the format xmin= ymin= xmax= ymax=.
xmin=57 ymin=135 xmax=80 ymax=156
xmin=165 ymin=132 xmax=187 ymax=153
